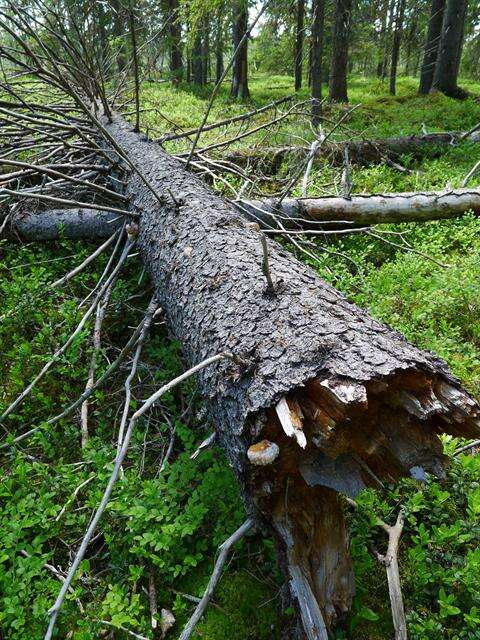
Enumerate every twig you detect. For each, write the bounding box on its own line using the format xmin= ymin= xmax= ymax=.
xmin=117 ymin=296 xmax=159 ymax=451
xmin=346 ymin=499 xmax=407 ymax=640
xmin=0 ymin=235 xmax=134 ymax=422
xmin=178 ymin=519 xmax=254 ymax=640
xmin=55 ymin=475 xmax=95 ymax=521
xmin=159 ymin=96 xmax=293 ymax=143
xmin=454 ymin=439 xmax=480 ymax=456
xmin=44 ymin=351 xmax=235 ymax=639
xmin=190 ymin=432 xmax=216 ymax=459
xmin=51 ymin=229 xmax=120 ymax=288
xmin=260 ymin=233 xmax=275 ymax=292
xmin=462 ymin=159 xmax=480 ymax=187
xmin=149 ymin=571 xmax=158 ymax=630
xmin=81 ymin=283 xmax=114 ymax=448
xmin=93 ymin=619 xmax=148 ymax=640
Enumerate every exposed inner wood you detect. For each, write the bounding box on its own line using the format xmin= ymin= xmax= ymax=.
xmin=246 ymin=371 xmax=480 ymax=635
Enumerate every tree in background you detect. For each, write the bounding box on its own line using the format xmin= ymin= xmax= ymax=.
xmin=389 ymin=0 xmax=407 ymax=94
xmin=294 ymin=0 xmax=305 ymax=91
xmin=311 ymin=0 xmax=326 ymax=125
xmin=231 ymin=0 xmax=250 ymax=98
xmin=329 ymin=0 xmax=353 ymax=102
xmin=166 ymin=0 xmax=183 ymax=84
xmin=215 ymin=5 xmax=225 ymax=82
xmin=432 ymin=0 xmax=469 ymax=97
xmin=418 ymin=0 xmax=445 ymax=93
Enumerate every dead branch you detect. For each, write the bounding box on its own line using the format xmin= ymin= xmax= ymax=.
xmin=44 ymin=352 xmax=236 ymax=639
xmin=178 ymin=518 xmax=254 ymax=640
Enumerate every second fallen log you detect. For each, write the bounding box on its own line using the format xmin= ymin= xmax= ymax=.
xmin=235 ymin=188 xmax=480 ymax=229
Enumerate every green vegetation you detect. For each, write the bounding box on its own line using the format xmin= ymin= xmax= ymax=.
xmin=2 ymin=75 xmax=480 ymax=639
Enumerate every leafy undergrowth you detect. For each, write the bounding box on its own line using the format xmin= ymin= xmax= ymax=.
xmin=2 ymin=75 xmax=480 ymax=639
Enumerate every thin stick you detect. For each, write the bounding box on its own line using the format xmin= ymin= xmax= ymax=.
xmin=117 ymin=296 xmax=159 ymax=451
xmin=178 ymin=518 xmax=254 ymax=640
xmin=462 ymin=159 xmax=480 ymax=187
xmin=0 ymin=236 xmax=134 ymax=422
xmin=159 ymin=96 xmax=293 ymax=143
xmin=81 ymin=283 xmax=114 ymax=448
xmin=346 ymin=499 xmax=407 ymax=640
xmin=454 ymin=439 xmax=480 ymax=456
xmin=129 ymin=5 xmax=140 ymax=133
xmin=260 ymin=233 xmax=275 ymax=292
xmin=51 ymin=229 xmax=120 ymax=288
xmin=93 ymin=620 xmax=148 ymax=640
xmin=44 ymin=351 xmax=235 ymax=639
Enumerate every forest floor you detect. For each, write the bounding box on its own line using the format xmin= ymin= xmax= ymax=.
xmin=2 ymin=75 xmax=480 ymax=640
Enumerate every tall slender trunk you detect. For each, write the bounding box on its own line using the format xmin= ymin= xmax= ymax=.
xmin=376 ymin=0 xmax=389 ymax=77
xmin=192 ymin=31 xmax=203 ymax=85
xmin=167 ymin=0 xmax=183 ymax=85
xmin=294 ymin=0 xmax=305 ymax=91
xmin=215 ymin=7 xmax=224 ymax=83
xmin=202 ymin=17 xmax=210 ymax=85
xmin=432 ymin=0 xmax=468 ymax=97
xmin=329 ymin=0 xmax=352 ymax=102
xmin=311 ymin=0 xmax=326 ymax=125
xmin=419 ymin=0 xmax=446 ymax=94
xmin=404 ymin=16 xmax=417 ymax=76
xmin=381 ymin=0 xmax=396 ymax=79
xmin=231 ymin=0 xmax=250 ymax=99
xmin=389 ymin=0 xmax=406 ymax=95
xmin=111 ymin=0 xmax=126 ymax=72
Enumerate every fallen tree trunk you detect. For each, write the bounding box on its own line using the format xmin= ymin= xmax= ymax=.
xmin=5 ymin=208 xmax=121 ymax=240
xmin=8 ymin=187 xmax=480 ymax=240
xmin=94 ymin=113 xmax=480 ymax=636
xmin=235 ymin=188 xmax=480 ymax=229
xmin=225 ymin=130 xmax=480 ymax=169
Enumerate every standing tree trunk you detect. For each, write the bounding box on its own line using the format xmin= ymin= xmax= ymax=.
xmin=419 ymin=0 xmax=446 ymax=94
xmin=191 ymin=30 xmax=204 ymax=85
xmin=111 ymin=0 xmax=127 ymax=72
xmin=311 ymin=0 xmax=326 ymax=125
xmin=230 ymin=0 xmax=250 ymax=99
xmin=167 ymin=0 xmax=183 ymax=85
xmin=389 ymin=0 xmax=406 ymax=95
xmin=432 ymin=0 xmax=468 ymax=97
xmin=215 ymin=7 xmax=224 ymax=83
xmin=376 ymin=0 xmax=389 ymax=77
xmin=202 ymin=17 xmax=210 ymax=85
xmin=329 ymin=0 xmax=352 ymax=102
xmin=294 ymin=0 xmax=305 ymax=91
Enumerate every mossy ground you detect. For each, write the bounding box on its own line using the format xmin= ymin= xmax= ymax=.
xmin=2 ymin=74 xmax=480 ymax=639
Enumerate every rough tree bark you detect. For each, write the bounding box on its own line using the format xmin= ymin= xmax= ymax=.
xmin=84 ymin=113 xmax=479 ymax=636
xmin=311 ymin=0 xmax=326 ymax=126
xmin=432 ymin=0 xmax=468 ymax=98
xmin=389 ymin=0 xmax=406 ymax=96
xmin=230 ymin=0 xmax=250 ymax=99
xmin=329 ymin=0 xmax=352 ymax=103
xmin=294 ymin=0 xmax=305 ymax=92
xmin=167 ymin=0 xmax=183 ymax=85
xmin=419 ymin=0 xmax=446 ymax=95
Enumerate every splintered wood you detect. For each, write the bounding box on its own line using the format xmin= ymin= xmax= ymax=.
xmin=246 ymin=372 xmax=480 ymax=635
xmin=275 ymin=396 xmax=306 ymax=448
